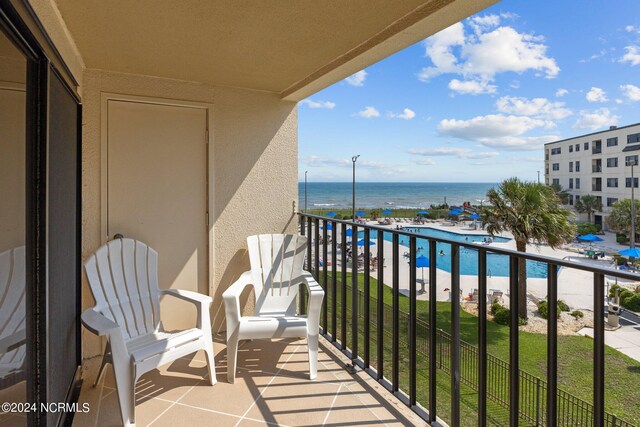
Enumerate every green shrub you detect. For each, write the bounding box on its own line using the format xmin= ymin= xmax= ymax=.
xmin=609 ymin=284 xmax=622 ymax=297
xmin=617 ymin=233 xmax=628 ymax=244
xmin=576 ymin=222 xmax=599 ymax=236
xmin=493 ymin=307 xmax=527 ymax=325
xmin=612 ymin=255 xmax=626 ymax=266
xmin=621 ymin=293 xmax=640 ymax=312
xmin=491 ymin=301 xmax=505 ymax=315
xmin=571 ymin=310 xmax=584 ymax=319
xmin=493 ymin=308 xmax=510 ymax=325
xmin=537 ymin=300 xmax=561 ymax=319
xmin=558 ymin=300 xmax=570 ymax=312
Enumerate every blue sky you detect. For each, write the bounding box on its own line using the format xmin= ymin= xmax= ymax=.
xmin=298 ymin=0 xmax=640 ymax=183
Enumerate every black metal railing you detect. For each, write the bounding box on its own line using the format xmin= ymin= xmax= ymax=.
xmin=298 ymin=212 xmax=640 ymax=427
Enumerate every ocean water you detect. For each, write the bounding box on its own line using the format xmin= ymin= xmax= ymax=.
xmin=299 ymin=182 xmax=497 ymax=209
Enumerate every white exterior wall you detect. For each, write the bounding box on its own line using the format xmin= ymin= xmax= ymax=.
xmin=545 ymin=123 xmax=640 ymax=228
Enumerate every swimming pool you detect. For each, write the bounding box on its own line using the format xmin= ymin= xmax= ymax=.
xmin=382 ymin=227 xmax=548 ymax=278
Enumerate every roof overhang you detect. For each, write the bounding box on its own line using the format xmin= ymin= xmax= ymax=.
xmin=52 ymin=0 xmax=498 ymax=100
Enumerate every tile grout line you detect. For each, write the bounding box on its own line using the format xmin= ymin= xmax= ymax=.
xmin=234 ymin=344 xmax=301 ymax=427
xmin=321 ymin=383 xmax=342 ymax=426
xmin=146 ymin=371 xmax=213 ymax=426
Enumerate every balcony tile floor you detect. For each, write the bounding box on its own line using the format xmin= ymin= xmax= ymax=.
xmin=73 ymin=336 xmax=424 ymax=426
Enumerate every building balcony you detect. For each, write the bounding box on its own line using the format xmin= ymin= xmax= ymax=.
xmin=593 ymin=166 xmax=602 ymax=173
xmin=592 ymin=148 xmax=602 ymax=154
xmin=73 ymin=337 xmax=421 ymax=426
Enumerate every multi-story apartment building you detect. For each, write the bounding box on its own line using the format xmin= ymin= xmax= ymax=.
xmin=545 ymin=122 xmax=640 ymax=229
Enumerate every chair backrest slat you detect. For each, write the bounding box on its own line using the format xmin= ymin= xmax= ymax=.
xmin=0 ymin=247 xmax=26 ymax=366
xmin=248 ymin=234 xmax=307 ymax=316
xmin=85 ymin=239 xmax=161 ymax=340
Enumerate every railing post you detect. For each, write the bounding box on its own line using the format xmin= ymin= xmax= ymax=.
xmin=409 ymin=236 xmax=417 ymax=407
xmin=509 ymin=255 xmax=520 ymax=427
xmin=392 ymin=232 xmax=400 ymax=391
xmin=478 ymin=249 xmax=488 ymax=427
xmin=363 ymin=227 xmax=371 ymax=369
xmin=547 ymin=263 xmax=558 ymax=427
xmin=376 ymin=229 xmax=384 ymax=380
xmin=331 ymin=220 xmax=337 ymax=341
xmin=536 ymin=376 xmax=541 ymax=427
xmin=594 ymin=272 xmax=605 ymax=427
xmin=429 ymin=239 xmax=437 ymax=422
xmin=450 ymin=243 xmax=461 ymax=427
xmin=351 ymin=224 xmax=359 ymax=364
xmin=341 ymin=223 xmax=347 ymax=349
xmin=322 ymin=219 xmax=328 ymax=333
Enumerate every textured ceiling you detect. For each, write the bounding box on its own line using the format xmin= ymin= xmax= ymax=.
xmin=53 ymin=0 xmax=495 ymax=97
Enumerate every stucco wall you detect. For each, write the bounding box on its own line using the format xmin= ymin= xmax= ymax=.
xmin=81 ymin=69 xmax=297 ymax=357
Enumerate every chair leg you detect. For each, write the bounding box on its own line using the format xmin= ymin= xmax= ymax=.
xmin=308 ymin=333 xmax=319 ymax=380
xmin=93 ymin=342 xmax=111 ymax=387
xmin=226 ymin=333 xmax=239 ymax=384
xmin=204 ymin=344 xmax=217 ymax=385
xmin=112 ymin=361 xmax=136 ymax=427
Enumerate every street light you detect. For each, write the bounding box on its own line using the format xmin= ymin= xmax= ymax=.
xmin=304 ymin=170 xmax=308 ymax=213
xmin=537 ymin=170 xmax=540 ymax=184
xmin=352 ymin=155 xmax=360 ymax=222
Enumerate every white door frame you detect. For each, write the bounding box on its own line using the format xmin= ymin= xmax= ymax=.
xmin=100 ymin=93 xmax=215 ymax=296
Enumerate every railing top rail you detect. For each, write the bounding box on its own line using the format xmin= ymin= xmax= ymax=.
xmin=298 ymin=212 xmax=640 ymax=281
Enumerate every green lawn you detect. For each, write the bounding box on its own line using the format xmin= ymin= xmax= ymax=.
xmin=316 ymin=272 xmax=640 ymax=426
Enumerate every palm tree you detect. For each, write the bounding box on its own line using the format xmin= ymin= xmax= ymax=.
xmin=575 ymin=194 xmax=602 ymax=223
xmin=606 ymin=199 xmax=640 ymax=239
xmin=550 ymin=183 xmax=570 ymax=205
xmin=483 ymin=178 xmax=576 ymax=317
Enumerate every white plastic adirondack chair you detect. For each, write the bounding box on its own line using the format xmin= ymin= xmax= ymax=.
xmin=0 ymin=247 xmax=26 ymax=388
xmin=82 ymin=238 xmax=216 ymax=427
xmin=223 ymin=234 xmax=324 ymax=383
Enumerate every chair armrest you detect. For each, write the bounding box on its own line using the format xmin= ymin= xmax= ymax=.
xmin=222 ymin=271 xmax=254 ymax=328
xmin=81 ymin=308 xmax=120 ymax=336
xmin=162 ymin=289 xmax=212 ymax=306
xmin=301 ymin=271 xmax=325 ymax=297
xmin=0 ymin=329 xmax=25 ymax=354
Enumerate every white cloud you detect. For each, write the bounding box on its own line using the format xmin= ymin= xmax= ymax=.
xmin=625 ymin=25 xmax=640 ymax=34
xmin=468 ymin=14 xmax=501 ymax=34
xmin=388 ymin=108 xmax=416 ymax=120
xmin=437 ymin=114 xmax=557 ymax=150
xmin=300 ymin=99 xmax=336 ymax=109
xmin=300 ymin=156 xmax=408 ymax=177
xmin=620 ymin=84 xmax=640 ymax=101
xmin=356 ymin=106 xmax=380 ymax=118
xmin=413 ymin=158 xmax=436 ymax=166
xmin=510 ymin=80 xmax=520 ymax=89
xmin=573 ymin=108 xmax=619 ymax=130
xmin=345 ymin=70 xmax=368 ymax=87
xmin=419 ymin=22 xmax=559 ymax=85
xmin=409 ymin=147 xmax=499 ymax=159
xmin=620 ymin=46 xmax=640 ymax=66
xmin=586 ymin=87 xmax=608 ymax=102
xmin=555 ymin=88 xmax=568 ymax=97
xmin=448 ymin=79 xmax=497 ymax=95
xmin=471 ymin=155 xmax=542 ymax=166
xmin=496 ymin=96 xmax=572 ymax=120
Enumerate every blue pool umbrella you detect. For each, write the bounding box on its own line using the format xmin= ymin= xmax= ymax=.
xmin=382 ymin=209 xmax=392 ymax=216
xmin=327 ymin=211 xmax=337 ymax=217
xmin=449 ymin=208 xmax=463 ymax=216
xmin=322 ymin=223 xmax=333 ymax=231
xmin=416 ymin=255 xmax=430 ymax=268
xmin=618 ymin=247 xmax=640 ymax=258
xmin=417 ymin=210 xmax=430 ymax=215
xmin=346 ymin=228 xmax=353 ymax=237
xmin=357 ymin=239 xmax=376 ymax=246
xmin=469 ymin=213 xmax=481 ymax=220
xmin=578 ymin=234 xmax=604 ymax=242
xmin=356 ymin=210 xmax=366 ymax=217
xmin=415 ymin=255 xmax=430 ymax=284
